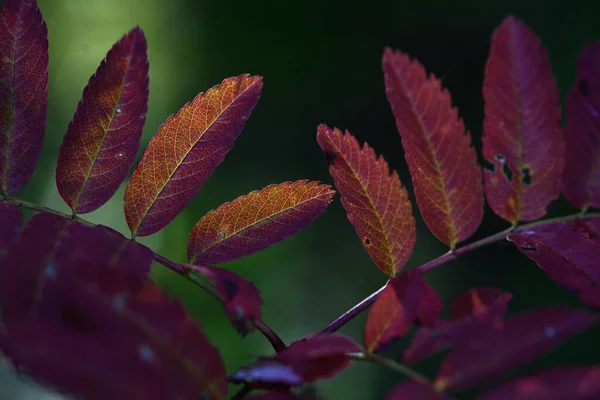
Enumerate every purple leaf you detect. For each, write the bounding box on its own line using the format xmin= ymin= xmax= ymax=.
xmin=435 ymin=307 xmax=597 ymax=390
xmin=562 ymin=40 xmax=600 ymax=210
xmin=386 ymin=381 xmax=449 ymax=400
xmin=0 ymin=0 xmax=48 ymax=195
xmin=56 ymin=27 xmax=149 ymax=214
xmin=0 ymin=202 xmax=21 ymax=256
xmin=508 ymin=220 xmax=600 ymax=308
xmin=479 ymin=365 xmax=600 ymax=400
xmin=185 ymin=264 xmax=262 ymax=335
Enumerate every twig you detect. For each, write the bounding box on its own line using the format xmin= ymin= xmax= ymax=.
xmin=347 ymin=352 xmax=430 ymax=384
xmin=321 ymin=212 xmax=600 ymax=334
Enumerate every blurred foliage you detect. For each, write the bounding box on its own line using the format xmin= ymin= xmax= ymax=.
xmin=1 ymin=0 xmax=600 ymax=399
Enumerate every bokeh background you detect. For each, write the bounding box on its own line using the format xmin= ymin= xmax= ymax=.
xmin=2 ymin=0 xmax=600 ymax=399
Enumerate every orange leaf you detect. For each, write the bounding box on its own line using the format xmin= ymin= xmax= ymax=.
xmin=188 ymin=180 xmax=334 ymax=264
xmin=124 ymin=75 xmax=262 ymax=237
xmin=383 ymin=48 xmax=484 ymax=248
xmin=317 ymin=125 xmax=415 ymax=276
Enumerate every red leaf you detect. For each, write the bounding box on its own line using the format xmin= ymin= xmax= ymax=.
xmin=364 ymin=270 xmax=442 ymax=352
xmin=124 ymin=75 xmax=262 ymax=237
xmin=0 ymin=202 xmax=21 ymax=255
xmin=0 ymin=0 xmax=48 ymax=195
xmin=56 ymin=27 xmax=149 ymax=214
xmin=0 ymin=263 xmax=227 ymax=399
xmin=478 ymin=365 xmax=600 ymax=400
xmin=508 ymin=220 xmax=600 ymax=308
xmin=275 ymin=334 xmax=362 ymax=382
xmin=435 ymin=307 xmax=597 ymax=390
xmin=316 ymin=125 xmax=415 ymax=276
xmin=482 ymin=16 xmax=563 ymax=223
xmin=184 ymin=264 xmax=262 ymax=335
xmin=562 ymin=40 xmax=600 ymax=210
xmin=403 ymin=287 xmax=511 ymax=363
xmin=385 ymin=381 xmax=449 ymax=400
xmin=382 ymin=48 xmax=483 ymax=248
xmin=1 ymin=213 xmax=152 ymax=327
xmin=229 ymin=358 xmax=303 ymax=388
xmin=188 ymin=180 xmax=334 ymax=264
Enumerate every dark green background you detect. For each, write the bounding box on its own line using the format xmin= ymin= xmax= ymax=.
xmin=1 ymin=0 xmax=600 ymax=399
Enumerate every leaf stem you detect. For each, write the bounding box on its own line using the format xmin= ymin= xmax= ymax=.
xmin=321 ymin=212 xmax=600 ymax=334
xmin=1 ymin=196 xmax=286 ymax=353
xmin=347 ymin=352 xmax=430 ymax=384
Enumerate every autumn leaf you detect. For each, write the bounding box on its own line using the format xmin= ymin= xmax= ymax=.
xmin=435 ymin=307 xmax=597 ymax=390
xmin=188 ymin=180 xmax=334 ymax=264
xmin=0 ymin=213 xmax=152 ymax=327
xmin=124 ymin=74 xmax=262 ymax=237
xmin=382 ymin=48 xmax=483 ymax=248
xmin=0 ymin=0 xmax=48 ymax=195
xmin=364 ymin=270 xmax=442 ymax=353
xmin=478 ymin=365 xmax=600 ymax=400
xmin=56 ymin=27 xmax=149 ymax=214
xmin=562 ymin=40 xmax=600 ymax=210
xmin=385 ymin=381 xmax=449 ymax=400
xmin=403 ymin=287 xmax=512 ymax=363
xmin=0 ymin=257 xmax=227 ymax=400
xmin=482 ymin=16 xmax=563 ymax=223
xmin=508 ymin=220 xmax=600 ymax=309
xmin=317 ymin=125 xmax=415 ymax=276
xmin=0 ymin=202 xmax=21 ymax=257
xmin=185 ymin=264 xmax=262 ymax=335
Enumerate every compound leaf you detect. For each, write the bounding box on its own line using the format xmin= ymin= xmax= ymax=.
xmin=382 ymin=48 xmax=483 ymax=248
xmin=482 ymin=16 xmax=563 ymax=223
xmin=478 ymin=365 xmax=600 ymax=400
xmin=562 ymin=40 xmax=600 ymax=210
xmin=124 ymin=74 xmax=262 ymax=237
xmin=365 ymin=270 xmax=442 ymax=353
xmin=185 ymin=264 xmax=262 ymax=336
xmin=0 ymin=0 xmax=48 ymax=195
xmin=435 ymin=307 xmax=597 ymax=390
xmin=317 ymin=125 xmax=415 ymax=276
xmin=188 ymin=180 xmax=334 ymax=264
xmin=56 ymin=27 xmax=149 ymax=214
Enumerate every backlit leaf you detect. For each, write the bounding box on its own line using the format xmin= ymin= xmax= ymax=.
xmin=188 ymin=180 xmax=334 ymax=264
xmin=508 ymin=220 xmax=600 ymax=309
xmin=478 ymin=365 xmax=600 ymax=400
xmin=562 ymin=40 xmax=600 ymax=210
xmin=0 ymin=202 xmax=21 ymax=256
xmin=382 ymin=48 xmax=483 ymax=248
xmin=0 ymin=256 xmax=227 ymax=399
xmin=185 ymin=264 xmax=262 ymax=336
xmin=365 ymin=270 xmax=442 ymax=353
xmin=274 ymin=334 xmax=362 ymax=382
xmin=316 ymin=125 xmax=415 ymax=276
xmin=0 ymin=213 xmax=152 ymax=327
xmin=386 ymin=381 xmax=449 ymax=400
xmin=0 ymin=0 xmax=48 ymax=195
xmin=124 ymin=75 xmax=262 ymax=237
xmin=435 ymin=307 xmax=597 ymax=390
xmin=56 ymin=27 xmax=149 ymax=214
xmin=482 ymin=16 xmax=563 ymax=223
xmin=403 ymin=287 xmax=511 ymax=363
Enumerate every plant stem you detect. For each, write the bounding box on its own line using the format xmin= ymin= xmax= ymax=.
xmin=347 ymin=352 xmax=430 ymax=384
xmin=1 ymin=196 xmax=286 ymax=352
xmin=321 ymin=212 xmax=600 ymax=334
